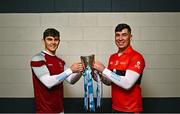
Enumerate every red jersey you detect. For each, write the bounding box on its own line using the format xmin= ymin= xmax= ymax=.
xmin=30 ymin=51 xmax=65 ymax=113
xmin=107 ymin=46 xmax=145 ymax=112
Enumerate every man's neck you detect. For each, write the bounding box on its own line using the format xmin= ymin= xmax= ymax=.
xmin=118 ymin=45 xmax=131 ymax=54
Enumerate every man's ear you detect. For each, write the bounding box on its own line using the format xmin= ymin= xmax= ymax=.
xmin=130 ymin=34 xmax=133 ymax=41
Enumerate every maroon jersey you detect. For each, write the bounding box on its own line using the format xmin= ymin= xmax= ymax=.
xmin=108 ymin=46 xmax=145 ymax=112
xmin=30 ymin=51 xmax=65 ymax=113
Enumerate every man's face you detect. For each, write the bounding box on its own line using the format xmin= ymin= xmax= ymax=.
xmin=115 ymin=28 xmax=132 ymax=52
xmin=43 ymin=36 xmax=60 ymax=54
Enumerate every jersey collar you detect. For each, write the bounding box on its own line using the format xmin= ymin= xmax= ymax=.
xmin=42 ymin=50 xmax=56 ymax=56
xmin=117 ymin=46 xmax=133 ymax=55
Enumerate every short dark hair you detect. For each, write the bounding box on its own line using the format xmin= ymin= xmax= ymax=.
xmin=43 ymin=28 xmax=60 ymax=39
xmin=115 ymin=23 xmax=131 ymax=33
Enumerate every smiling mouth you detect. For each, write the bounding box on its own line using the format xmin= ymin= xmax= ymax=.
xmin=50 ymin=44 xmax=57 ymax=47
xmin=117 ymin=41 xmax=124 ymax=45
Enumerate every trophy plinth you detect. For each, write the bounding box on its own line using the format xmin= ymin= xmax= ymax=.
xmin=80 ymin=54 xmax=95 ymax=68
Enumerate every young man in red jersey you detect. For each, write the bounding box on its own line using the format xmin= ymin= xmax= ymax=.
xmin=93 ymin=23 xmax=145 ymax=113
xmin=30 ymin=28 xmax=84 ymax=113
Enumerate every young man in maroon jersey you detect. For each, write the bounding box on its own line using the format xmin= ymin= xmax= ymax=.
xmin=93 ymin=23 xmax=145 ymax=113
xmin=30 ymin=28 xmax=84 ymax=113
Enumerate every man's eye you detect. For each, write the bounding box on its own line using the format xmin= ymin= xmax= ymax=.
xmin=54 ymin=39 xmax=59 ymax=41
xmin=47 ymin=38 xmax=52 ymax=41
xmin=115 ymin=34 xmax=120 ymax=37
xmin=122 ymin=33 xmax=128 ymax=36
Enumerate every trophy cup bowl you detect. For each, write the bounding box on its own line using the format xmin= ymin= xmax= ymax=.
xmin=80 ymin=54 xmax=95 ymax=68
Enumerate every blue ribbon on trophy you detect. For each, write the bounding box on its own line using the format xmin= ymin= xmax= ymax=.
xmin=80 ymin=54 xmax=102 ymax=112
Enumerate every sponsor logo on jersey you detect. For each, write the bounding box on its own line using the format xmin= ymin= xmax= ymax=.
xmin=48 ymin=64 xmax=53 ymax=67
xmin=135 ymin=61 xmax=141 ymax=69
xmin=110 ymin=61 xmax=127 ymax=66
xmin=115 ymin=60 xmax=119 ymax=66
xmin=120 ymin=61 xmax=126 ymax=65
xmin=59 ymin=62 xmax=63 ymax=68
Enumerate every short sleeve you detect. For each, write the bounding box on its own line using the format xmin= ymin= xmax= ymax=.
xmin=30 ymin=53 xmax=49 ymax=78
xmin=127 ymin=54 xmax=145 ymax=75
xmin=30 ymin=53 xmax=46 ymax=67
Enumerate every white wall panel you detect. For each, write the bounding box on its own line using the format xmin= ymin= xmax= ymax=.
xmin=0 ymin=13 xmax=180 ymax=97
xmin=0 ymin=14 xmax=40 ymax=27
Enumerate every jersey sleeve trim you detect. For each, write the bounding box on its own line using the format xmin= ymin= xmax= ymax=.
xmin=31 ymin=61 xmax=45 ymax=67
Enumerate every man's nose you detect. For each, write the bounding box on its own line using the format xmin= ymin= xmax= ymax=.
xmin=52 ymin=39 xmax=56 ymax=43
xmin=117 ymin=35 xmax=123 ymax=40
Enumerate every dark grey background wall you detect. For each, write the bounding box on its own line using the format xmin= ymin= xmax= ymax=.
xmin=0 ymin=0 xmax=180 ymax=12
xmin=0 ymin=98 xmax=180 ymax=113
xmin=0 ymin=0 xmax=180 ymax=113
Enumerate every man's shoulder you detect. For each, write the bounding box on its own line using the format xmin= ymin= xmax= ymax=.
xmin=132 ymin=49 xmax=144 ymax=58
xmin=31 ymin=52 xmax=45 ymax=61
xmin=130 ymin=49 xmax=145 ymax=64
xmin=110 ymin=52 xmax=117 ymax=57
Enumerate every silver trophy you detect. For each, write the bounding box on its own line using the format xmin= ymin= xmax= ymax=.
xmin=80 ymin=54 xmax=101 ymax=112
xmin=80 ymin=54 xmax=95 ymax=68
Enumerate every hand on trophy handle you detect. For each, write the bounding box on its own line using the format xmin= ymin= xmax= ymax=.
xmin=92 ymin=61 xmax=104 ymax=81
xmin=93 ymin=61 xmax=111 ymax=86
xmin=93 ymin=61 xmax=106 ymax=73
xmin=70 ymin=62 xmax=84 ymax=73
